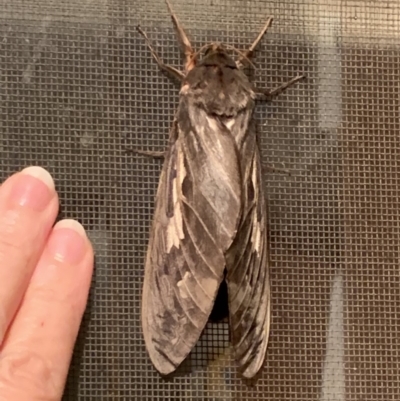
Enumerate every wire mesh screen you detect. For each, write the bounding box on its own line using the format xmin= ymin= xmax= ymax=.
xmin=1 ymin=0 xmax=400 ymax=399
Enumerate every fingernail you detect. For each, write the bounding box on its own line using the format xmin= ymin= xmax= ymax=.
xmin=47 ymin=220 xmax=87 ymax=264
xmin=9 ymin=166 xmax=55 ymax=211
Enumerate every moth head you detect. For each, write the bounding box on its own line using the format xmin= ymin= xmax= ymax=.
xmin=197 ymin=42 xmax=237 ymax=68
xmin=204 ymin=42 xmax=224 ymax=54
xmin=195 ymin=42 xmax=255 ymax=70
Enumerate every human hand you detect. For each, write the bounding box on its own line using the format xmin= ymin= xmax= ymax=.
xmin=0 ymin=167 xmax=94 ymax=400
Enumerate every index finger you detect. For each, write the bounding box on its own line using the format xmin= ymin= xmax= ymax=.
xmin=0 ymin=167 xmax=59 ymax=343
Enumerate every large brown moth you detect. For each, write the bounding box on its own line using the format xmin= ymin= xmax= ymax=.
xmin=139 ymin=0 xmax=304 ymax=379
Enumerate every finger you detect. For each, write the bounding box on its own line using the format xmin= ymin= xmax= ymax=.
xmin=0 ymin=219 xmax=94 ymax=401
xmin=0 ymin=167 xmax=59 ymax=344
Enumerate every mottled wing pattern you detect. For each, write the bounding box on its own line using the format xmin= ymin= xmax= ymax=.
xmin=142 ymin=96 xmax=243 ymax=375
xmin=226 ymin=132 xmax=270 ymax=378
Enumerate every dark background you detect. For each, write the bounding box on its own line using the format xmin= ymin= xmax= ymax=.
xmin=1 ymin=0 xmax=399 ymax=399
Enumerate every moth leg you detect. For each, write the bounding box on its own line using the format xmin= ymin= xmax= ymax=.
xmin=236 ymin=17 xmax=273 ymax=68
xmin=124 ymin=122 xmax=177 ymax=159
xmin=255 ymin=74 xmax=305 ymax=101
xmin=137 ymin=26 xmax=184 ymax=82
xmin=263 ymin=163 xmax=291 ymax=175
xmin=124 ymin=147 xmax=166 ymax=159
xmin=165 ymin=0 xmax=195 ymax=71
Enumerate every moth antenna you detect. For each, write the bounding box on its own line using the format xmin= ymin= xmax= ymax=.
xmin=164 ymin=0 xmax=195 ymax=71
xmin=225 ymin=45 xmax=257 ymax=69
xmin=192 ymin=43 xmax=214 ymax=60
xmin=236 ymin=16 xmax=274 ymax=68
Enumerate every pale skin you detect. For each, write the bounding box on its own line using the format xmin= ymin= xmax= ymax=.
xmin=0 ymin=166 xmax=94 ymax=401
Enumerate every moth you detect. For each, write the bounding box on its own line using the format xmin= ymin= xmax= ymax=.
xmin=139 ymin=0 xmax=304 ymax=378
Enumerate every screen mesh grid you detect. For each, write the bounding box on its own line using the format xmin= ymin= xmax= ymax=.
xmin=1 ymin=0 xmax=400 ymax=400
